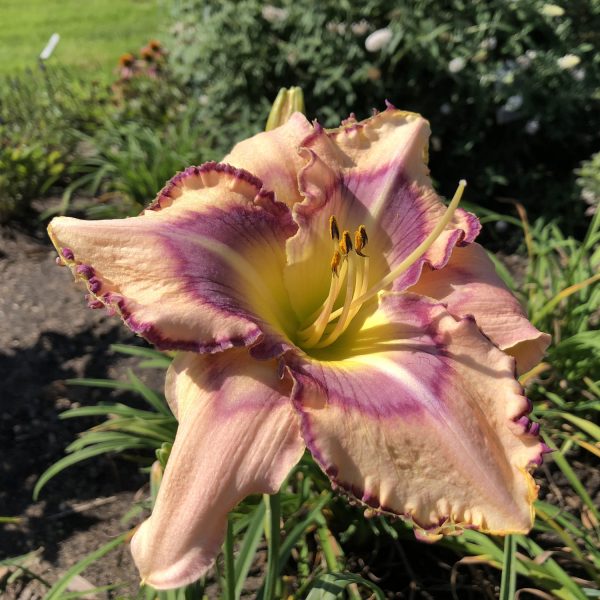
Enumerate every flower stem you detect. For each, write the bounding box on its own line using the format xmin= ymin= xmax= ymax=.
xmin=263 ymin=492 xmax=281 ymax=600
xmin=223 ymin=517 xmax=236 ymax=600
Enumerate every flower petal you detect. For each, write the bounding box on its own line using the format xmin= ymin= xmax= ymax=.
xmin=131 ymin=350 xmax=304 ymax=589
xmin=285 ymin=107 xmax=480 ymax=321
xmin=288 ymin=293 xmax=543 ymax=537
xmin=49 ymin=163 xmax=298 ymax=353
xmin=408 ymin=243 xmax=551 ymax=374
xmin=223 ymin=112 xmax=314 ymax=207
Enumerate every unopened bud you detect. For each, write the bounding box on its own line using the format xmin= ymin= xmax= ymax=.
xmin=265 ymin=86 xmax=305 ymax=131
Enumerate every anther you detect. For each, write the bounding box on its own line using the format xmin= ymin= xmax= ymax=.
xmin=331 ymin=250 xmax=342 ymax=276
xmin=358 ymin=225 xmax=368 ymax=246
xmin=329 ymin=216 xmax=340 ymax=241
xmin=339 ymin=230 xmax=353 ymax=255
xmin=354 ymin=225 xmax=368 ymax=257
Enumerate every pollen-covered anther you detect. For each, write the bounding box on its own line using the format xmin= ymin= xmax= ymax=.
xmin=339 ymin=230 xmax=353 ymax=255
xmin=329 ymin=215 xmax=340 ymax=241
xmin=354 ymin=225 xmax=369 ymax=257
xmin=330 ymin=250 xmax=342 ymax=276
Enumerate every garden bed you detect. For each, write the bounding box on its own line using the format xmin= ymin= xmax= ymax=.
xmin=1 ymin=211 xmax=597 ymax=599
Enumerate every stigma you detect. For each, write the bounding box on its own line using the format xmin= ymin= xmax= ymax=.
xmin=298 ymin=180 xmax=466 ymax=350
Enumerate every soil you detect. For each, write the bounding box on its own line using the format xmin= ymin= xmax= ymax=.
xmin=0 ymin=221 xmax=150 ymax=598
xmin=0 ymin=216 xmax=597 ymax=600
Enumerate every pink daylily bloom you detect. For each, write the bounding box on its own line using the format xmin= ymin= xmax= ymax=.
xmin=48 ymin=107 xmax=550 ymax=589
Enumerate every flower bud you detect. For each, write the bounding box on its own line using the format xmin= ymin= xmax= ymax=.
xmin=265 ymin=87 xmax=305 ymax=131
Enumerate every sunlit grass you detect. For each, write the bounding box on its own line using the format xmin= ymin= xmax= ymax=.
xmin=0 ymin=0 xmax=169 ymax=79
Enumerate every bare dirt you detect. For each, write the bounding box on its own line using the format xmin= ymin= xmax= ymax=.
xmin=0 ymin=222 xmax=149 ymax=598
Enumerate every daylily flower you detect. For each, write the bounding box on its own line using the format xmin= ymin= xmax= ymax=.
xmin=48 ymin=105 xmax=550 ymax=589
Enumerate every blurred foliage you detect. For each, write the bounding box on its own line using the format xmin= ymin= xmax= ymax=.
xmin=46 ymin=39 xmax=220 ymax=220
xmin=0 ymin=67 xmax=109 ymax=222
xmin=2 ymin=2 xmax=598 ymax=228
xmin=168 ymin=0 xmax=599 ymax=228
xmin=110 ymin=40 xmax=188 ymax=126
xmin=55 ymin=115 xmax=217 ymax=220
xmin=576 ymin=150 xmax=600 ymax=217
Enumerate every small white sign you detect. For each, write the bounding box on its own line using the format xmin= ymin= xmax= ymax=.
xmin=40 ymin=33 xmax=60 ymax=61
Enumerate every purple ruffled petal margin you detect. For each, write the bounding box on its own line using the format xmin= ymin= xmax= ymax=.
xmin=149 ymin=162 xmax=277 ymax=212
xmin=49 ymin=161 xmax=298 ymax=355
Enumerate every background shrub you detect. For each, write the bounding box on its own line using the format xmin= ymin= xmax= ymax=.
xmin=0 ymin=68 xmax=109 ymax=222
xmin=168 ymin=0 xmax=600 ymax=228
xmin=577 ymin=150 xmax=600 ymax=216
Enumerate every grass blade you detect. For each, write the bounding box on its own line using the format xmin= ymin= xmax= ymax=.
xmin=543 ymin=433 xmax=600 ymax=522
xmin=499 ymin=535 xmax=517 ymax=600
xmin=34 ymin=441 xmax=148 ymax=499
xmin=234 ymin=502 xmax=266 ymax=599
xmin=306 ymin=572 xmax=385 ymax=600
xmin=262 ymin=493 xmax=281 ymax=600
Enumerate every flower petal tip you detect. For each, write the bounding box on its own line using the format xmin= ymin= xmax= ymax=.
xmin=131 ymin=524 xmax=216 ymax=590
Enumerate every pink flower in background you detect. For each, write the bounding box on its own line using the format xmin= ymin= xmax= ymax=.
xmin=49 ymin=105 xmax=550 ymax=589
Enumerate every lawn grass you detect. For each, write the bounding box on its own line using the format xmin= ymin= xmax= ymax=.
xmin=0 ymin=0 xmax=170 ymax=79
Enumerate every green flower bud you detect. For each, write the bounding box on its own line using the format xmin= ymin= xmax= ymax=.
xmin=265 ymin=86 xmax=305 ymax=131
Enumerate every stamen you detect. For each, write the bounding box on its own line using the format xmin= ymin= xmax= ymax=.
xmin=327 ymin=180 xmax=467 ymax=325
xmin=299 ymin=257 xmax=348 ymax=346
xmin=340 ymin=230 xmax=353 ymax=255
xmin=311 ymin=252 xmax=359 ymax=348
xmin=329 ymin=215 xmax=340 ymax=241
xmin=331 ymin=250 xmax=342 ymax=276
xmin=354 ymin=225 xmax=368 ymax=257
xmin=299 ymin=181 xmax=466 ymax=350
xmin=346 ymin=255 xmax=369 ymax=325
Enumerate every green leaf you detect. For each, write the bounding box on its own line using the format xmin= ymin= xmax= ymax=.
xmin=277 ymin=492 xmax=332 ymax=571
xmin=59 ymin=583 xmax=123 ymax=599
xmin=34 ymin=441 xmax=148 ymax=499
xmin=127 ymin=369 xmax=172 ymax=416
xmin=306 ymin=572 xmax=385 ymax=600
xmin=499 ymin=535 xmax=517 ymax=600
xmin=110 ymin=343 xmax=172 ymax=368
xmin=516 ymin=536 xmax=588 ymax=600
xmin=486 ymin=251 xmax=516 ymax=290
xmin=234 ymin=502 xmax=266 ymax=599
xmin=543 ymin=433 xmax=600 ymax=522
xmin=557 ymin=412 xmax=600 ymax=442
